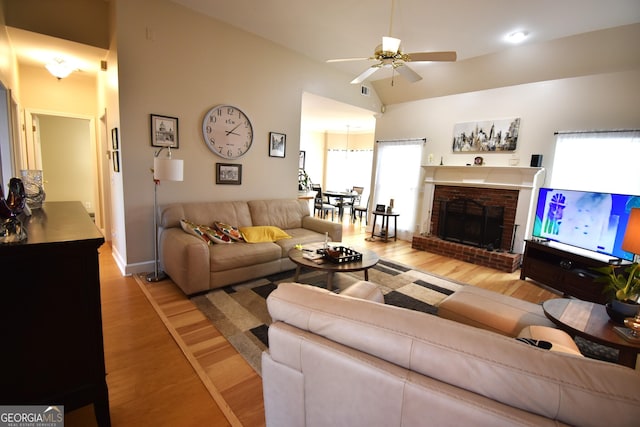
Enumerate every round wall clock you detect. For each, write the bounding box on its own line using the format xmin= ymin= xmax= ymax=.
xmin=202 ymin=105 xmax=253 ymax=159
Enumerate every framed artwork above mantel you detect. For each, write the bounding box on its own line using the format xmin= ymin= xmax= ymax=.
xmin=452 ymin=118 xmax=520 ymax=153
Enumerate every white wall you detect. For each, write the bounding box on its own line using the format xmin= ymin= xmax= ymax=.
xmin=375 ymin=69 xmax=640 ymax=239
xmin=38 ymin=114 xmax=96 ymax=212
xmin=114 ymin=0 xmax=381 ymax=272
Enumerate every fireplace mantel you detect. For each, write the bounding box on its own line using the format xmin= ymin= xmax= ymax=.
xmin=422 ymin=165 xmax=543 ymax=190
xmin=418 ymin=165 xmax=545 ymax=254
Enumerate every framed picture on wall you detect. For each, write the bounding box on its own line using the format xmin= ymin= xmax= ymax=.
xmin=150 ymin=114 xmax=179 ymax=148
xmin=111 ymin=128 xmax=119 ymax=150
xmin=299 ymin=150 xmax=306 ymax=169
xmin=451 ymin=117 xmax=520 ymax=153
xmin=269 ymin=132 xmax=286 ymax=158
xmin=216 ymin=163 xmax=242 ymax=185
xmin=112 ymin=150 xmax=120 ymax=173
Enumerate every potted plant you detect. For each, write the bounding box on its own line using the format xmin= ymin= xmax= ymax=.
xmin=593 ymin=262 xmax=640 ymax=321
xmin=298 ymin=169 xmax=312 ymax=191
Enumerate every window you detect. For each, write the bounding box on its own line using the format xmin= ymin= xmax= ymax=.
xmin=550 ymin=130 xmax=640 ymax=195
xmin=372 ymin=139 xmax=424 ymax=240
xmin=325 ymin=149 xmax=373 ymax=193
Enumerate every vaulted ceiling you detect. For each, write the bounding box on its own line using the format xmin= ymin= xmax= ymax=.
xmin=5 ymin=0 xmax=640 ymax=132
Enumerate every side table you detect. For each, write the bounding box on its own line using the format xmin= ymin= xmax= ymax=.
xmin=542 ymin=298 xmax=640 ymax=369
xmin=371 ymin=211 xmax=399 ymax=242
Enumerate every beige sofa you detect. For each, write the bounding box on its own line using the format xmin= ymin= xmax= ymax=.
xmin=158 ymin=199 xmax=341 ymax=295
xmin=262 ymin=283 xmax=640 ymax=427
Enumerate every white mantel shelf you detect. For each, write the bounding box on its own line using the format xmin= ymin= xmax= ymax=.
xmin=421 ymin=165 xmax=545 ymax=190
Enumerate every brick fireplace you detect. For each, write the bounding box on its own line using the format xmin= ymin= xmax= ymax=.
xmin=412 ymin=166 xmax=544 ymax=272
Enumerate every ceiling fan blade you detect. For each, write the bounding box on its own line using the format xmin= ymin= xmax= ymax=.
xmin=396 ymin=64 xmax=422 ymax=83
xmin=350 ymin=66 xmax=380 ymax=84
xmin=406 ymin=51 xmax=457 ymax=62
xmin=326 ymin=57 xmax=369 ymax=63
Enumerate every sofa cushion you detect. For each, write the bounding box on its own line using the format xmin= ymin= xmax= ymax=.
xmin=272 ymin=228 xmax=329 ymax=257
xmin=240 ymin=225 xmax=291 ymax=243
xmin=209 ymin=241 xmax=281 ymax=272
xmin=160 ymin=201 xmax=254 ymax=229
xmin=247 ymin=199 xmax=309 ymax=229
xmin=340 ymin=281 xmax=385 ymax=303
xmin=437 ymin=285 xmax=556 ymax=336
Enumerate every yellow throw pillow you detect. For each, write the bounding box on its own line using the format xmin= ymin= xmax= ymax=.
xmin=240 ymin=226 xmax=291 ymax=243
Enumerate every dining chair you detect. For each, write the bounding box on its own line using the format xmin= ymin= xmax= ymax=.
xmin=312 ymin=184 xmax=335 ymax=220
xmin=339 ymin=186 xmax=363 ymax=221
xmin=352 ymin=194 xmax=370 ymax=225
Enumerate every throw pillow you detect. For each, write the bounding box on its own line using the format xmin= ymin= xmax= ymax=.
xmin=214 ymin=221 xmax=245 ymax=242
xmin=515 ymin=337 xmax=553 ymax=350
xmin=239 ymin=225 xmax=291 ymax=243
xmin=180 ymin=219 xmax=212 ymax=245
xmin=202 ymin=225 xmax=234 ymax=244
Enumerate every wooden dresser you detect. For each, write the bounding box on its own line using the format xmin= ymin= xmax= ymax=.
xmin=0 ymin=201 xmax=110 ymax=426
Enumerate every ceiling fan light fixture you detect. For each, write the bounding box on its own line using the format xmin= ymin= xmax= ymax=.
xmin=45 ymin=58 xmax=74 ymax=79
xmin=382 ymin=36 xmax=401 ymax=54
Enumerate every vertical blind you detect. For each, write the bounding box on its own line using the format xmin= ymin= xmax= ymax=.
xmin=550 ymin=130 xmax=640 ymax=195
xmin=373 ymin=138 xmax=424 ymax=240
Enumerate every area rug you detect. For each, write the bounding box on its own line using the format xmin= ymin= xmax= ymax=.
xmin=188 ymin=258 xmax=619 ymax=375
xmin=189 ymin=258 xmax=465 ymax=374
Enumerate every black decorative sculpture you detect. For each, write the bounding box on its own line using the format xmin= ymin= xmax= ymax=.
xmin=0 ymin=178 xmax=27 ymax=243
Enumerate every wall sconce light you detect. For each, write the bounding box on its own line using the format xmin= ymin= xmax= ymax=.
xmin=45 ymin=58 xmax=74 ymax=80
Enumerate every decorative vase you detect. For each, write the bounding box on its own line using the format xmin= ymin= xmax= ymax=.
xmin=606 ymin=299 xmax=640 ymax=324
xmin=20 ymin=170 xmax=46 ymax=209
xmin=0 ymin=177 xmax=27 ymax=243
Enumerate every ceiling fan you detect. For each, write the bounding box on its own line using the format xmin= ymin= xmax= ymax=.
xmin=327 ymin=0 xmax=457 ymax=85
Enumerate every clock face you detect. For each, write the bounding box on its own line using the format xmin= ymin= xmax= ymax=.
xmin=202 ymin=105 xmax=253 ymax=159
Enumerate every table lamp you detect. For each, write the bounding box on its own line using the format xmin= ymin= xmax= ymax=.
xmin=147 ymin=147 xmax=184 ymax=282
xmin=622 ymin=208 xmax=640 ymax=263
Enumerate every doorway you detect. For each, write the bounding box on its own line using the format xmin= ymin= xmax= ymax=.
xmin=25 ymin=111 xmax=102 ymax=226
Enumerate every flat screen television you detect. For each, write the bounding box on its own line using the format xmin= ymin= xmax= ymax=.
xmin=532 ymin=188 xmax=640 ymax=262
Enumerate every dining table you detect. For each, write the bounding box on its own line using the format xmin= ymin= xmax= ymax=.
xmin=323 ymin=190 xmax=357 ymax=221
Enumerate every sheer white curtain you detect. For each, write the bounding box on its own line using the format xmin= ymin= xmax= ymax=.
xmin=551 ymin=130 xmax=640 ymax=195
xmin=372 ymin=139 xmax=424 ymax=240
xmin=325 ymin=149 xmax=373 ymax=194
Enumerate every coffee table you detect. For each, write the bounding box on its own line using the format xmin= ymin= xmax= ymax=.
xmin=288 ymin=243 xmax=379 ymax=291
xmin=542 ymin=298 xmax=640 ymax=368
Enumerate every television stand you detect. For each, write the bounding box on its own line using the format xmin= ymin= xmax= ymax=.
xmin=520 ymin=239 xmax=612 ymax=303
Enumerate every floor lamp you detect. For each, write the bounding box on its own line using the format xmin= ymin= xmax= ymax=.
xmin=147 ymin=147 xmax=184 ymax=282
xmin=622 ymin=207 xmax=640 ymax=263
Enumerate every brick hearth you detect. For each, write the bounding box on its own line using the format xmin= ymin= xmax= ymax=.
xmin=412 ymin=235 xmax=522 ymax=273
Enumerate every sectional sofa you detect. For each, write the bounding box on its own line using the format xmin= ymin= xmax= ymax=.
xmin=262 ymin=282 xmax=640 ymax=427
xmin=157 ymin=199 xmax=342 ymax=295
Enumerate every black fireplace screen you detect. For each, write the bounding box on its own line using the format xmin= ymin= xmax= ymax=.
xmin=439 ymin=198 xmax=504 ymax=249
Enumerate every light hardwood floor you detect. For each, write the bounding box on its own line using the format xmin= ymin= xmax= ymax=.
xmin=70 ymin=216 xmax=560 ymax=426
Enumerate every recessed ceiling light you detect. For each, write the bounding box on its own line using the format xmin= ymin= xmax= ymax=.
xmin=506 ymin=31 xmax=529 ymax=44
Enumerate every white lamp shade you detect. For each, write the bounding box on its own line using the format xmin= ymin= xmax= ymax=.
xmin=622 ymin=208 xmax=640 ymax=255
xmin=154 ymin=157 xmax=184 ymax=181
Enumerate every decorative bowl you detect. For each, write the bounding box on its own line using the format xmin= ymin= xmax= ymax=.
xmin=623 ymin=316 xmax=640 ymax=337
